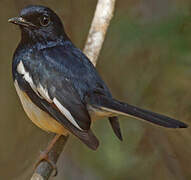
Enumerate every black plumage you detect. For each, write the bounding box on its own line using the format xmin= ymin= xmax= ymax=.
xmin=10 ymin=5 xmax=188 ymax=150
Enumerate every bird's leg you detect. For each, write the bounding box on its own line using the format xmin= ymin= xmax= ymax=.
xmin=34 ymin=134 xmax=61 ymax=176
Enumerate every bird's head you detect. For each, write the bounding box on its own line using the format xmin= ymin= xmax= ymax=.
xmin=9 ymin=5 xmax=68 ymax=46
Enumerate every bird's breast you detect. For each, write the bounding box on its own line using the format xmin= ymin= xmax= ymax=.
xmin=14 ymin=80 xmax=68 ymax=135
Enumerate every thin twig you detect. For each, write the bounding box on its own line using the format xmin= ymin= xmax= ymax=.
xmin=31 ymin=0 xmax=116 ymax=179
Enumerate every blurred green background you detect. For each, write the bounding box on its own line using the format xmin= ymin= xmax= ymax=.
xmin=1 ymin=0 xmax=191 ymax=179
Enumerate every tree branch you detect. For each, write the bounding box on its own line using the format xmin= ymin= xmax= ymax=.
xmin=83 ymin=0 xmax=116 ymax=66
xmin=31 ymin=135 xmax=69 ymax=180
xmin=31 ymin=0 xmax=116 ymax=179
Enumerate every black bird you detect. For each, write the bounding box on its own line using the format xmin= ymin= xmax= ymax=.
xmin=9 ymin=5 xmax=187 ymax=155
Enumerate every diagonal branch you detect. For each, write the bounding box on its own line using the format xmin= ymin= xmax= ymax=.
xmin=31 ymin=135 xmax=69 ymax=180
xmin=31 ymin=0 xmax=116 ymax=179
xmin=83 ymin=0 xmax=116 ymax=66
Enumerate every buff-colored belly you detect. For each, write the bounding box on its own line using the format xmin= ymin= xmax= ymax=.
xmin=14 ymin=80 xmax=68 ymax=135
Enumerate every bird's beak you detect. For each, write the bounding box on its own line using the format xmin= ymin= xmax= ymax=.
xmin=8 ymin=17 xmax=35 ymax=27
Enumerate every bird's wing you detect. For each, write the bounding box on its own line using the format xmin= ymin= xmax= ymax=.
xmin=38 ymin=44 xmax=123 ymax=140
xmin=15 ymin=51 xmax=99 ymax=149
xmin=17 ymin=53 xmax=91 ymax=131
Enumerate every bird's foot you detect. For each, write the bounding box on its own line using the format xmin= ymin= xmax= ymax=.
xmin=34 ymin=151 xmax=58 ymax=176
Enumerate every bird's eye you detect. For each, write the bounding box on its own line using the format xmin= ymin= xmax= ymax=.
xmin=40 ymin=15 xmax=50 ymax=26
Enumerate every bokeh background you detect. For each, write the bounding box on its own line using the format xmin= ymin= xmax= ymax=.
xmin=1 ymin=0 xmax=191 ymax=179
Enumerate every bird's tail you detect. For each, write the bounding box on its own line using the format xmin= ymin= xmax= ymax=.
xmin=109 ymin=116 xmax=123 ymax=141
xmin=87 ymin=94 xmax=188 ymax=128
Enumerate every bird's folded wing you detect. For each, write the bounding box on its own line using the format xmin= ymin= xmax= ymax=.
xmin=16 ymin=60 xmax=99 ymax=150
xmin=17 ymin=59 xmax=91 ymax=130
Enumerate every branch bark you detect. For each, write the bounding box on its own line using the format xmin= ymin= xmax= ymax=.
xmin=31 ymin=135 xmax=69 ymax=180
xmin=31 ymin=0 xmax=116 ymax=179
xmin=84 ymin=0 xmax=116 ymax=66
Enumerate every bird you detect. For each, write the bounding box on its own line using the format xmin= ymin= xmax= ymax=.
xmin=9 ymin=5 xmax=188 ymax=168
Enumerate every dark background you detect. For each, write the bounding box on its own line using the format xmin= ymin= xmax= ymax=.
xmin=1 ymin=0 xmax=191 ymax=179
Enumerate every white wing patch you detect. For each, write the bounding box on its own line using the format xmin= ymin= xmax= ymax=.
xmin=37 ymin=84 xmax=52 ymax=103
xmin=17 ymin=61 xmax=52 ymax=102
xmin=17 ymin=61 xmax=38 ymax=94
xmin=17 ymin=60 xmax=26 ymax=74
xmin=53 ymin=98 xmax=82 ymax=130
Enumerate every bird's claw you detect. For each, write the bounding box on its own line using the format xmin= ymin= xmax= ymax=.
xmin=34 ymin=151 xmax=58 ymax=177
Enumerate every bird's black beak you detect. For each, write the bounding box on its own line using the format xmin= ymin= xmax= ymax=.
xmin=8 ymin=17 xmax=35 ymax=27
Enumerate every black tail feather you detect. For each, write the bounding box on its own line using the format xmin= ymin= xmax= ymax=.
xmin=109 ymin=116 xmax=123 ymax=141
xmin=88 ymin=94 xmax=188 ymax=129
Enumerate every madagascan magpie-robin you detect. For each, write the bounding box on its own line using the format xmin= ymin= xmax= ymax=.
xmin=9 ymin=5 xmax=188 ymax=152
